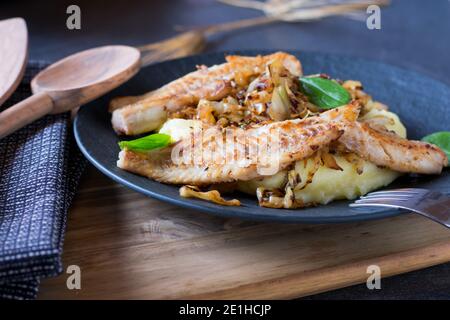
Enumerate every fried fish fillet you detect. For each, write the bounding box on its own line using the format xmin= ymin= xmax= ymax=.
xmin=317 ymin=101 xmax=447 ymax=174
xmin=338 ymin=121 xmax=448 ymax=174
xmin=111 ymin=52 xmax=302 ymax=135
xmin=117 ymin=106 xmax=358 ymax=185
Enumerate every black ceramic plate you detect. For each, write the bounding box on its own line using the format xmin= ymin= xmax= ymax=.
xmin=74 ymin=50 xmax=450 ymax=223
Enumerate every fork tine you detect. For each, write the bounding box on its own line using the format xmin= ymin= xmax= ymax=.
xmin=362 ymin=192 xmax=412 ymax=197
xmin=349 ymin=202 xmax=401 ymax=209
xmin=378 ymin=188 xmax=428 ymax=193
xmin=351 ymin=190 xmax=450 ymax=229
xmin=361 ymin=193 xmax=411 ymax=200
xmin=366 ymin=191 xmax=411 ymax=196
xmin=354 ymin=197 xmax=406 ymax=204
xmin=367 ymin=189 xmax=423 ymax=196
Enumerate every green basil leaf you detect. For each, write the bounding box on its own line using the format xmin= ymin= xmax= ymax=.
xmin=421 ymin=131 xmax=450 ymax=165
xmin=119 ymin=133 xmax=171 ymax=152
xmin=299 ymin=77 xmax=351 ymax=109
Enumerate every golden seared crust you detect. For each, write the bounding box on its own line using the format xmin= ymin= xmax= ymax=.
xmin=116 ymin=106 xmax=353 ymax=185
xmin=111 ymin=52 xmax=302 ymax=135
xmin=339 ymin=121 xmax=448 ymax=174
xmin=118 ymin=149 xmax=257 ymax=185
xmin=225 ymin=51 xmax=302 ymax=78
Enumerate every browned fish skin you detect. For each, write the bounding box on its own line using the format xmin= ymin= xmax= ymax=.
xmin=111 ymin=52 xmax=302 ymax=135
xmin=117 ymin=111 xmax=343 ymax=185
xmin=339 ymin=121 xmax=448 ymax=174
xmin=317 ymin=101 xmax=447 ymax=174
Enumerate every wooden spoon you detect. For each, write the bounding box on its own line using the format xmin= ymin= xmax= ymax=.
xmin=0 ymin=45 xmax=140 ymax=138
xmin=0 ymin=17 xmax=28 ymax=106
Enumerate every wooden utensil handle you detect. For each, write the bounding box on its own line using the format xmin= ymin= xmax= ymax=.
xmin=0 ymin=91 xmax=53 ymax=139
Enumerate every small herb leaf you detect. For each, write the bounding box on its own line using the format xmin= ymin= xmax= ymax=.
xmin=299 ymin=77 xmax=351 ymax=109
xmin=119 ymin=133 xmax=171 ymax=152
xmin=421 ymin=131 xmax=450 ymax=165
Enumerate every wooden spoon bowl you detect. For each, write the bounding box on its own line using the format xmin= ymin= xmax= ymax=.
xmin=32 ymin=46 xmax=140 ymax=110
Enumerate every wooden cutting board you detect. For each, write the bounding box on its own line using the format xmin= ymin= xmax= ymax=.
xmin=38 ymin=164 xmax=450 ymax=299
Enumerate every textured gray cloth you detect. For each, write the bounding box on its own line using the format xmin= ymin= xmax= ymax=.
xmin=0 ymin=62 xmax=86 ymax=299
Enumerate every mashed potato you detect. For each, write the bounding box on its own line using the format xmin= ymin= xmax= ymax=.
xmin=237 ymin=171 xmax=288 ymax=195
xmin=159 ymin=118 xmax=202 ymax=142
xmin=291 ymin=155 xmax=400 ymax=205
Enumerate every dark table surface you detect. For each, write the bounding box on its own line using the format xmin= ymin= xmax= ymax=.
xmin=1 ymin=0 xmax=449 ymax=299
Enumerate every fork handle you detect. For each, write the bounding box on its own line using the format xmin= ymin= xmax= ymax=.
xmin=416 ymin=195 xmax=450 ymax=228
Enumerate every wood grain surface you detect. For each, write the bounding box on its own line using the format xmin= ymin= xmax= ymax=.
xmin=38 ymin=165 xmax=450 ymax=299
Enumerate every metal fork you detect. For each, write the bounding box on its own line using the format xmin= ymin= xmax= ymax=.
xmin=350 ymin=188 xmax=450 ymax=228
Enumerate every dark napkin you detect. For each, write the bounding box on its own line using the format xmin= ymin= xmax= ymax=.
xmin=0 ymin=61 xmax=86 ymax=299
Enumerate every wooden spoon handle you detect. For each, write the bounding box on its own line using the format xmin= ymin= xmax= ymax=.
xmin=0 ymin=91 xmax=53 ymax=139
